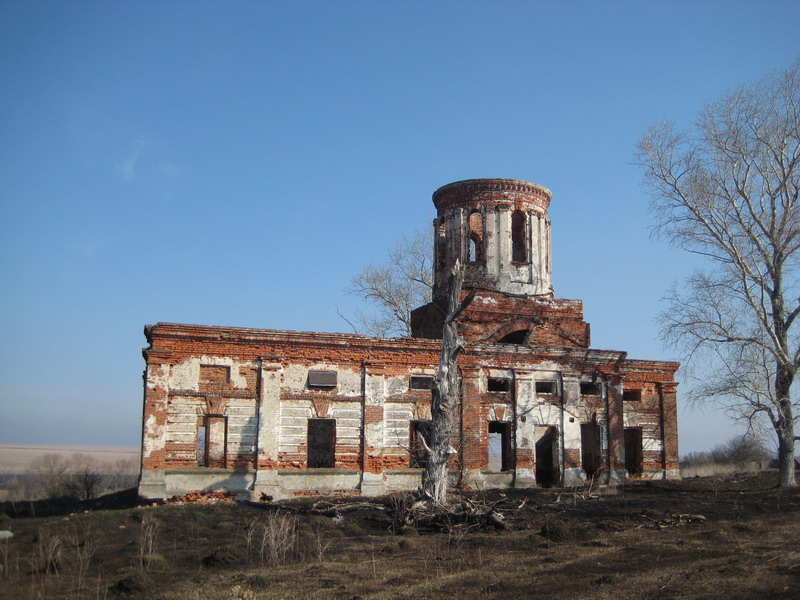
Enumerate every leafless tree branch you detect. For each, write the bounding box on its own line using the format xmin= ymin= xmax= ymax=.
xmin=344 ymin=229 xmax=433 ymax=337
xmin=635 ymin=57 xmax=800 ymax=487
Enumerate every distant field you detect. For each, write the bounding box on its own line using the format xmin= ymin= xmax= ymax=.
xmin=0 ymin=443 xmax=140 ymax=473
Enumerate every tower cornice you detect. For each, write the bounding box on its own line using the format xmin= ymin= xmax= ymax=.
xmin=433 ymin=178 xmax=552 ymax=211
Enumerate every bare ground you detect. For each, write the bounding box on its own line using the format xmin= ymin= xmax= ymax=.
xmin=1 ymin=472 xmax=799 ymax=599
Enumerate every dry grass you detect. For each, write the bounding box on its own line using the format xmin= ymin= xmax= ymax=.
xmin=1 ymin=473 xmax=799 ymax=599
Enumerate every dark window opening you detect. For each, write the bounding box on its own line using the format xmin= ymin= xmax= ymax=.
xmin=535 ymin=381 xmax=556 ymax=395
xmin=436 ymin=221 xmax=446 ymax=273
xmin=409 ymin=420 xmax=432 ymax=468
xmin=488 ymin=421 xmax=512 ymax=471
xmin=197 ymin=424 xmax=207 ymax=467
xmin=581 ymin=421 xmax=602 ymax=478
xmin=545 ymin=220 xmax=551 ymax=273
xmin=308 ymin=418 xmax=336 ymax=468
xmin=308 ymin=370 xmax=337 ymax=388
xmin=580 ymin=382 xmax=601 ymax=396
xmin=535 ymin=425 xmax=560 ymax=487
xmin=498 ymin=329 xmax=528 ymax=344
xmin=511 ymin=210 xmax=528 ymax=263
xmin=468 ymin=236 xmax=479 ymax=262
xmin=468 ymin=211 xmax=483 ymax=263
xmin=410 ymin=375 xmax=434 ymax=391
xmin=623 ymin=390 xmax=642 ymax=402
xmin=488 ymin=377 xmax=511 ymax=393
xmin=624 ymin=427 xmax=643 ymax=476
xmin=198 ymin=416 xmax=227 ymax=468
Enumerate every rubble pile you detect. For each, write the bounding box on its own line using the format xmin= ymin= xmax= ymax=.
xmin=166 ymin=490 xmax=236 ymax=505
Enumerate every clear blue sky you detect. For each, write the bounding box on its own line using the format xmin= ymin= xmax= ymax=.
xmin=1 ymin=1 xmax=798 ymax=455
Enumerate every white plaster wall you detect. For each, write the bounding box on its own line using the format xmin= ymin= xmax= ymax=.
xmin=384 ymin=404 xmax=414 ymax=449
xmin=226 ymin=398 xmax=258 ymax=454
xmin=277 ymin=401 xmax=361 ymax=456
xmin=331 ymin=405 xmax=361 ymax=450
xmin=282 ymin=365 xmax=308 ymax=392
xmin=146 ymin=363 xmax=169 ymax=392
xmin=529 ymin=403 xmax=581 ymax=449
xmin=282 ymin=364 xmax=361 ymax=395
xmin=642 ymin=422 xmax=663 ymax=452
xmin=386 ymin=375 xmax=409 ymax=396
xmin=170 ymin=356 xmax=250 ymax=390
xmin=163 ymin=397 xmax=200 ymax=451
xmin=143 ymin=414 xmax=165 ymax=455
xmin=336 ymin=369 xmax=362 ymax=396
xmin=279 ymin=403 xmax=313 ymax=453
xmin=257 ymin=364 xmax=282 ymax=464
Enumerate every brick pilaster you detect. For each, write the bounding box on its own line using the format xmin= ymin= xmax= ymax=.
xmin=659 ymin=381 xmax=680 ymax=477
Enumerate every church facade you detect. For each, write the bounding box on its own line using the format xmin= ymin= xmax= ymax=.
xmin=138 ymin=178 xmax=679 ymax=500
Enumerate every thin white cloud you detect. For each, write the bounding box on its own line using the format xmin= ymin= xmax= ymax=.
xmin=159 ymin=162 xmax=183 ymax=178
xmin=81 ymin=237 xmax=112 ymax=257
xmin=117 ymin=140 xmax=145 ymax=182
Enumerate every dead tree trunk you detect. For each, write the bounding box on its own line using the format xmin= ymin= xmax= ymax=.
xmin=421 ymin=261 xmax=475 ymax=505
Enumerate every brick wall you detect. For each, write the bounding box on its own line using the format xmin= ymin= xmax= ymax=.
xmin=141 ymin=322 xmax=679 ymax=489
xmin=140 ymin=178 xmax=680 ymax=494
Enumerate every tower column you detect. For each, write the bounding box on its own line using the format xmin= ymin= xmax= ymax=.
xmin=496 ymin=205 xmax=511 ymax=290
xmin=484 ymin=206 xmax=500 ymax=284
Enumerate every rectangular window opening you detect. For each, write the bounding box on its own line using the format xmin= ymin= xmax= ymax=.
xmin=580 ymin=382 xmax=602 ymax=396
xmin=197 ymin=424 xmax=207 ymax=467
xmin=199 ymin=416 xmax=227 ymax=468
xmin=488 ymin=421 xmax=512 ymax=471
xmin=410 ymin=375 xmax=434 ymax=391
xmin=308 ymin=370 xmax=337 ymax=388
xmin=409 ymin=420 xmax=432 ymax=469
xmin=535 ymin=381 xmax=556 ymax=395
xmin=488 ymin=377 xmax=511 ymax=393
xmin=623 ymin=390 xmax=642 ymax=402
xmin=307 ymin=418 xmax=336 ymax=468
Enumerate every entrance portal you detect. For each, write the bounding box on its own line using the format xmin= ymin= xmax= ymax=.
xmin=624 ymin=427 xmax=643 ymax=476
xmin=535 ymin=425 xmax=560 ymax=487
xmin=581 ymin=420 xmax=602 ymax=478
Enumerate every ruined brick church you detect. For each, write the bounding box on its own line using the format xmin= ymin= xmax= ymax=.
xmin=139 ymin=178 xmax=679 ymax=499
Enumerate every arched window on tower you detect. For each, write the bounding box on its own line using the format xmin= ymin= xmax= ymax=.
xmin=468 ymin=238 xmax=479 ymax=262
xmin=436 ymin=221 xmax=447 ymax=273
xmin=468 ymin=211 xmax=483 ymax=263
xmin=511 ymin=210 xmax=527 ymax=263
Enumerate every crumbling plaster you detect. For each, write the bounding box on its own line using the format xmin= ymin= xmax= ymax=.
xmin=139 ymin=178 xmax=680 ymax=500
xmin=171 ymin=356 xmax=251 ymax=390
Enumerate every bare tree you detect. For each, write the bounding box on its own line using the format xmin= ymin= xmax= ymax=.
xmin=65 ymin=454 xmax=103 ymax=501
xmin=682 ymin=433 xmax=770 ymax=467
xmin=635 ymin=58 xmax=800 ymax=487
xmin=723 ymin=433 xmax=771 ymax=465
xmin=26 ymin=453 xmax=69 ymax=500
xmin=420 ymin=261 xmax=475 ymax=505
xmin=346 ymin=228 xmax=433 ymax=337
